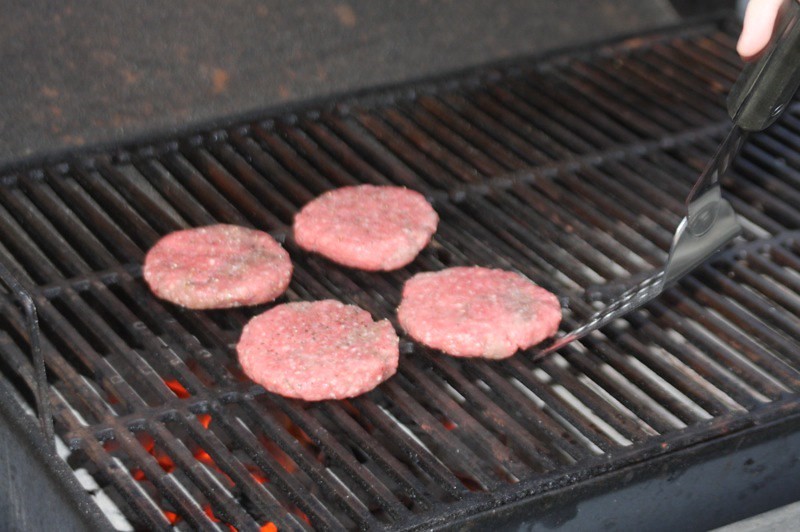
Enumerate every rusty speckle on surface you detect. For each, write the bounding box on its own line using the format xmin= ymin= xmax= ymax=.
xmin=60 ymin=134 xmax=85 ymax=146
xmin=278 ymin=84 xmax=292 ymax=99
xmin=335 ymin=4 xmax=357 ymax=28
xmin=91 ymin=49 xmax=117 ymax=67
xmin=40 ymin=86 xmax=59 ymax=99
xmin=255 ymin=4 xmax=269 ymax=17
xmin=121 ymin=68 xmax=140 ymax=84
xmin=212 ymin=68 xmax=230 ymax=95
xmin=175 ymin=44 xmax=190 ymax=62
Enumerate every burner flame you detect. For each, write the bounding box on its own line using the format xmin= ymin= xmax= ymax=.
xmin=441 ymin=419 xmax=457 ymax=431
xmin=131 ymin=432 xmax=175 ymax=479
xmin=246 ymin=465 xmax=269 ymax=484
xmin=197 ymin=413 xmax=212 ymax=429
xmin=164 ymin=379 xmax=191 ymax=399
xmin=203 ymin=504 xmax=238 ymax=532
xmin=291 ymin=507 xmax=311 ymax=526
xmin=194 ymin=447 xmax=233 ymax=485
xmin=258 ymin=435 xmax=298 ymax=473
xmin=164 ymin=510 xmax=181 ymax=525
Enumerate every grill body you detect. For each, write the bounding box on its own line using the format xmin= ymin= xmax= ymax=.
xmin=1 ymin=16 xmax=800 ymax=531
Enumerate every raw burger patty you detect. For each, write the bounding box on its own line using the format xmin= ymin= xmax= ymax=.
xmin=237 ymin=300 xmax=399 ymax=401
xmin=143 ymin=224 xmax=292 ymax=309
xmin=293 ymin=185 xmax=438 ymax=271
xmin=397 ymin=267 xmax=561 ymax=359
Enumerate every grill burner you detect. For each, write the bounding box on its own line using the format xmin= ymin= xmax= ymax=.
xmin=2 ymin=16 xmax=800 ymax=531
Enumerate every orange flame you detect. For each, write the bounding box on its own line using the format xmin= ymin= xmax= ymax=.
xmin=260 ymin=523 xmax=278 ymax=532
xmin=197 ymin=413 xmax=212 ymax=429
xmin=195 ymin=449 xmax=214 ymax=466
xmin=246 ymin=465 xmax=269 ymax=484
xmin=203 ymin=504 xmax=238 ymax=532
xmin=131 ymin=433 xmax=175 ymax=477
xmin=203 ymin=504 xmax=219 ymax=521
xmin=271 ymin=410 xmax=315 ymax=450
xmin=259 ymin=435 xmax=298 ymax=474
xmin=194 ymin=448 xmax=233 ymax=485
xmin=164 ymin=379 xmax=191 ymax=399
xmin=164 ymin=510 xmax=181 ymax=525
xmin=154 ymin=448 xmax=175 ymax=474
xmin=137 ymin=433 xmax=156 ymax=454
xmin=292 ymin=507 xmax=311 ymax=526
xmin=441 ymin=419 xmax=457 ymax=431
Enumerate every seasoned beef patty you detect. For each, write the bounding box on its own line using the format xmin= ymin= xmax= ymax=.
xmin=397 ymin=267 xmax=561 ymax=359
xmin=237 ymin=300 xmax=399 ymax=401
xmin=293 ymin=185 xmax=438 ymax=271
xmin=143 ymin=224 xmax=292 ymax=309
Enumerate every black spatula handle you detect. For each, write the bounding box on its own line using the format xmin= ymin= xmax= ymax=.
xmin=728 ymin=0 xmax=800 ymax=131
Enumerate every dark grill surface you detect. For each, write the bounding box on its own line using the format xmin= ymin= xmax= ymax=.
xmin=2 ymin=18 xmax=800 ymax=531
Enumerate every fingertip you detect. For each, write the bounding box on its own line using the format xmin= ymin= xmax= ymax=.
xmin=737 ymin=0 xmax=785 ymax=60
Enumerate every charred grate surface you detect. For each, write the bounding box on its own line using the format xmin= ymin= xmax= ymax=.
xmin=2 ymin=19 xmax=800 ymax=531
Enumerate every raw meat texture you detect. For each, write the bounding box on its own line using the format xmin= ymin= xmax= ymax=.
xmin=397 ymin=267 xmax=561 ymax=359
xmin=293 ymin=185 xmax=438 ymax=271
xmin=237 ymin=300 xmax=399 ymax=401
xmin=143 ymin=224 xmax=292 ymax=309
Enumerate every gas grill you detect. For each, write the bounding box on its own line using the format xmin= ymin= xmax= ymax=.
xmin=2 ymin=12 xmax=800 ymax=531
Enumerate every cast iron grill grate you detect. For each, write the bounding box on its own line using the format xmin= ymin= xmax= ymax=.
xmin=1 ymin=18 xmax=800 ymax=530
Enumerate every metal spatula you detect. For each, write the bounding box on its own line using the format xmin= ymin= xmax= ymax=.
xmin=534 ymin=0 xmax=800 ymax=358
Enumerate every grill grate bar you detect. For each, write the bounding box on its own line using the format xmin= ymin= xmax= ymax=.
xmin=456 ymin=359 xmax=593 ymax=461
xmin=354 ymin=112 xmax=463 ymax=190
xmin=295 ymin=119 xmax=398 ymax=187
xmin=179 ymin=415 xmax=304 ymax=531
xmin=398 ymin=101 xmax=510 ymax=176
xmin=4 ymin=188 xmax=99 ymax=275
xmin=568 ymin=62 xmax=698 ymax=131
xmin=183 ymin=147 xmax=288 ymax=230
xmin=70 ymin=166 xmax=164 ymax=253
xmin=272 ymin=123 xmax=364 ymax=189
xmin=457 ymin=91 xmax=576 ymax=161
xmin=416 ymin=95 xmax=533 ymax=168
xmin=379 ymin=377 xmax=505 ymax=491
xmin=264 ymin=396 xmax=414 ymax=522
xmin=319 ymin=402 xmax=437 ymax=510
xmin=351 ymin=396 xmax=468 ymax=500
xmin=508 ymin=77 xmax=640 ymax=146
xmin=425 ymin=355 xmax=566 ymax=468
xmin=251 ymin=123 xmax=344 ymax=194
xmin=206 ymin=404 xmax=344 ymax=530
xmin=624 ymin=57 xmax=728 ymax=121
xmin=157 ymin=151 xmax=253 ymax=228
xmin=400 ymin=359 xmax=544 ymax=479
xmin=133 ymin=158 xmax=217 ymax=228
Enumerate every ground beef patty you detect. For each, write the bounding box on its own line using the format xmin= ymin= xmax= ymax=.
xmin=398 ymin=267 xmax=561 ymax=359
xmin=143 ymin=224 xmax=292 ymax=309
xmin=237 ymin=300 xmax=399 ymax=401
xmin=293 ymin=185 xmax=438 ymax=271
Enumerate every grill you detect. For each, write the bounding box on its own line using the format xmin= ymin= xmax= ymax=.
xmin=3 ymin=15 xmax=800 ymax=531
